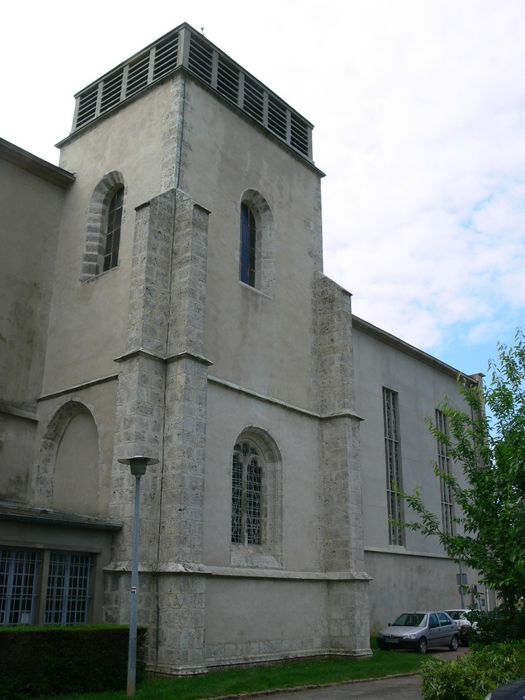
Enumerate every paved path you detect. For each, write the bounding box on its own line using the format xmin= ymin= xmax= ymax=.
xmin=249 ymin=648 xmax=468 ymax=700
xmin=263 ymin=674 xmax=422 ymax=699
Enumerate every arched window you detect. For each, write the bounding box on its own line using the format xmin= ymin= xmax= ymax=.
xmin=102 ymin=187 xmax=124 ymax=272
xmin=240 ymin=204 xmax=257 ymax=287
xmin=229 ymin=428 xmax=282 ymax=568
xmin=80 ymin=171 xmax=125 ymax=281
xmin=238 ymin=190 xmax=275 ymax=295
xmin=231 ymin=439 xmax=262 ymax=544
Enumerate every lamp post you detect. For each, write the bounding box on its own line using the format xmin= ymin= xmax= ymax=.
xmin=118 ymin=455 xmax=158 ymax=698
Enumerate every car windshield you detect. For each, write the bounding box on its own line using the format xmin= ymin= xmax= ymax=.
xmin=392 ymin=613 xmax=426 ymax=627
xmin=446 ymin=611 xmax=464 ymax=620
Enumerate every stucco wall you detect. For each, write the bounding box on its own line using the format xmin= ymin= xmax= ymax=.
xmin=204 ymin=383 xmax=321 ymax=571
xmin=365 ymin=550 xmax=461 ymax=633
xmin=0 ymin=155 xmax=68 ymax=502
xmin=43 ymin=80 xmax=182 ymax=394
xmin=180 ymin=79 xmax=324 ymax=412
xmin=353 ymin=323 xmax=469 ymax=555
xmin=0 ymin=158 xmax=66 ymax=409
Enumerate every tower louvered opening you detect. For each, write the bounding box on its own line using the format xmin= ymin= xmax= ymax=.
xmin=71 ymin=23 xmax=313 ymax=161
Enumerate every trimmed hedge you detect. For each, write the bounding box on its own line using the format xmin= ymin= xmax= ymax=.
xmin=421 ymin=641 xmax=525 ymax=700
xmin=0 ymin=625 xmax=146 ymax=699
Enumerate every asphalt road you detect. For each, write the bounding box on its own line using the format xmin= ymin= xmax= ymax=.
xmin=249 ymin=648 xmax=468 ymax=700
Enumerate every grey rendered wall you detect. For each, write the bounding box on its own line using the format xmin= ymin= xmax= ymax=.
xmin=353 ymin=325 xmax=468 ymax=554
xmin=353 ymin=323 xmax=479 ymax=630
xmin=365 ymin=551 xmax=461 ymax=633
xmin=44 ymin=79 xmax=181 ymax=395
xmin=179 ymin=78 xmax=324 ymax=412
xmin=0 ymin=157 xmax=66 ymax=503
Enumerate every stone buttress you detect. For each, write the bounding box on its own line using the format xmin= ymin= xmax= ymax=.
xmin=106 ymin=188 xmax=211 ymax=674
xmin=313 ymin=273 xmax=371 ymax=656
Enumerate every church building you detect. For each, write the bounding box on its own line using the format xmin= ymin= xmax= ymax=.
xmin=0 ymin=23 xmax=481 ymax=674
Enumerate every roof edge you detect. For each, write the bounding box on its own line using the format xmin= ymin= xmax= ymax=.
xmin=0 ymin=138 xmax=75 ymax=188
xmin=352 ymin=315 xmax=480 ymax=383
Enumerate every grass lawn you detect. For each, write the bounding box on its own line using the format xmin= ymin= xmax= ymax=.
xmin=40 ymin=648 xmax=428 ymax=700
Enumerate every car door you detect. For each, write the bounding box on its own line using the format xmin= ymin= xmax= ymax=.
xmin=438 ymin=612 xmax=455 ymax=645
xmin=428 ymin=613 xmax=440 ymax=647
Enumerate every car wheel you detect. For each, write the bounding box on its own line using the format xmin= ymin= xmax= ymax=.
xmin=449 ymin=635 xmax=459 ymax=651
xmin=417 ymin=637 xmax=428 ymax=654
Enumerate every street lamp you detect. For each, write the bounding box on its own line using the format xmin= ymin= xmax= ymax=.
xmin=118 ymin=455 xmax=158 ymax=697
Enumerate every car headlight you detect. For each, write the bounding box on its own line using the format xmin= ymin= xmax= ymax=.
xmin=405 ymin=634 xmax=417 ymax=640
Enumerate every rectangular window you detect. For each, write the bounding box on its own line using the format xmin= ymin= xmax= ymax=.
xmin=383 ymin=388 xmax=404 ymax=545
xmin=45 ymin=552 xmax=93 ymax=625
xmin=0 ymin=549 xmax=41 ymax=625
xmin=0 ymin=548 xmax=93 ymax=626
xmin=436 ymin=409 xmax=454 ymax=536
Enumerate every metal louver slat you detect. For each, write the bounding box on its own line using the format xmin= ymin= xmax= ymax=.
xmin=243 ymin=76 xmax=264 ymax=123
xmin=290 ymin=114 xmax=309 ymax=155
xmin=217 ymin=57 xmax=239 ymax=103
xmin=267 ymin=96 xmax=287 ymax=139
xmin=126 ymin=56 xmax=149 ymax=97
xmin=153 ymin=36 xmax=179 ymax=79
xmin=76 ymin=88 xmax=98 ymax=127
xmin=100 ymin=71 xmax=123 ymax=113
xmin=188 ymin=36 xmax=213 ymax=84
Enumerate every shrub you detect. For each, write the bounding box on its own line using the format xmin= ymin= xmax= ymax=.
xmin=421 ymin=641 xmax=525 ymax=700
xmin=468 ymin=607 xmax=525 ymax=645
xmin=0 ymin=625 xmax=146 ymax=699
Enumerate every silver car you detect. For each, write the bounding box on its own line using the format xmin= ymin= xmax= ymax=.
xmin=377 ymin=611 xmax=459 ymax=654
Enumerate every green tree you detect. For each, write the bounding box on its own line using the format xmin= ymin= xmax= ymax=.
xmin=403 ymin=329 xmax=525 ymax=610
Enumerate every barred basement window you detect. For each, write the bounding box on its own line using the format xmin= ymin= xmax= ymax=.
xmin=240 ymin=203 xmax=257 ymax=286
xmin=436 ymin=409 xmax=455 ymax=536
xmin=383 ymin=387 xmax=405 ymax=545
xmin=0 ymin=549 xmax=41 ymax=625
xmin=0 ymin=548 xmax=93 ymax=626
xmin=231 ymin=441 xmax=262 ymax=545
xmin=103 ymin=187 xmax=124 ymax=272
xmin=45 ymin=552 xmax=93 ymax=625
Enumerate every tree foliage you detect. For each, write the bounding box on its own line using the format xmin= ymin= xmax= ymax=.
xmin=402 ymin=329 xmax=525 ymax=609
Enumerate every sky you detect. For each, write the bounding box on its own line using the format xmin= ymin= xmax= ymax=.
xmin=2 ymin=0 xmax=525 ymax=378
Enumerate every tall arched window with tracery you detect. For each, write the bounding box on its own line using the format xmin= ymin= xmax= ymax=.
xmin=231 ymin=440 xmax=262 ymax=544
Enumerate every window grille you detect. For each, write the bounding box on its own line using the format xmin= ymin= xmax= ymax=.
xmin=103 ymin=187 xmax=124 ymax=272
xmin=436 ymin=409 xmax=454 ymax=536
xmin=231 ymin=441 xmax=262 ymax=545
xmin=383 ymin=388 xmax=404 ymax=545
xmin=231 ymin=452 xmax=243 ymax=543
xmin=0 ymin=549 xmax=41 ymax=625
xmin=45 ymin=552 xmax=92 ymax=625
xmin=71 ymin=24 xmax=313 ymax=160
xmin=240 ymin=204 xmax=257 ymax=286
